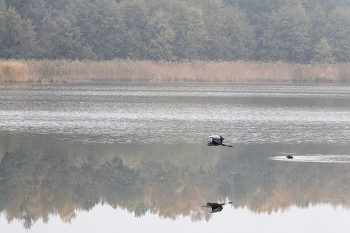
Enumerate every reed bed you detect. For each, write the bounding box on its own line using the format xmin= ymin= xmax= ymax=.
xmin=0 ymin=61 xmax=29 ymax=82
xmin=2 ymin=60 xmax=350 ymax=84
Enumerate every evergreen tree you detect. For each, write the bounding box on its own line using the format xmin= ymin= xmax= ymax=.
xmin=63 ymin=0 xmax=97 ymax=59
xmin=0 ymin=0 xmax=350 ymax=62
xmin=39 ymin=12 xmax=88 ymax=59
xmin=312 ymin=38 xmax=334 ymax=64
xmin=325 ymin=6 xmax=350 ymax=62
xmin=308 ymin=3 xmax=327 ymax=46
xmin=145 ymin=10 xmax=175 ymax=61
xmin=259 ymin=4 xmax=311 ymax=63
xmin=65 ymin=0 xmax=125 ymax=60
xmin=5 ymin=0 xmax=46 ymax=28
xmin=202 ymin=0 xmax=233 ymax=60
xmin=45 ymin=0 xmax=71 ymax=10
xmin=169 ymin=3 xmax=207 ymax=60
xmin=119 ymin=0 xmax=149 ymax=60
xmin=38 ymin=12 xmax=58 ymax=59
xmin=0 ymin=0 xmax=6 ymax=54
xmin=19 ymin=19 xmax=40 ymax=59
xmin=223 ymin=5 xmax=254 ymax=60
xmin=26 ymin=0 xmax=46 ymax=30
xmin=2 ymin=7 xmax=23 ymax=58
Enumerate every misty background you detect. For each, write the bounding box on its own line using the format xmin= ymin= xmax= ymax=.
xmin=0 ymin=0 xmax=348 ymax=63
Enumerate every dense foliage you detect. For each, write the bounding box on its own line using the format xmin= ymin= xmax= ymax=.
xmin=1 ymin=0 xmax=350 ymax=63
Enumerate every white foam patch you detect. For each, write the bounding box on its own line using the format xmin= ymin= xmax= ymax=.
xmin=269 ymin=154 xmax=350 ymax=163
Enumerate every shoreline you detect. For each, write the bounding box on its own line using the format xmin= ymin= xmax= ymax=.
xmin=1 ymin=60 xmax=350 ymax=84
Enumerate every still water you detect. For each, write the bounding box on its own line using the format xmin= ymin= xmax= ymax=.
xmin=1 ymin=83 xmax=350 ymax=232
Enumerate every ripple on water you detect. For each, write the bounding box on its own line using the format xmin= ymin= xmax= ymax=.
xmin=1 ymin=84 xmax=350 ymax=144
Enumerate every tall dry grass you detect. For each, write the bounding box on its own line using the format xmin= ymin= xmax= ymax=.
xmin=4 ymin=60 xmax=350 ymax=84
xmin=0 ymin=61 xmax=29 ymax=82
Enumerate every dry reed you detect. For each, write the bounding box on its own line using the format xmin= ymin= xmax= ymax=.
xmin=0 ymin=61 xmax=29 ymax=82
xmin=3 ymin=60 xmax=350 ymax=84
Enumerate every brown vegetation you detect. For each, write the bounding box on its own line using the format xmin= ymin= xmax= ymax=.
xmin=1 ymin=60 xmax=350 ymax=84
xmin=0 ymin=61 xmax=29 ymax=82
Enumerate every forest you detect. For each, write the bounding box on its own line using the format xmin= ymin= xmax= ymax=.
xmin=1 ymin=0 xmax=350 ymax=63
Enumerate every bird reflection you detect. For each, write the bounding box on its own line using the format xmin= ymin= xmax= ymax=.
xmin=207 ymin=135 xmax=232 ymax=147
xmin=202 ymin=202 xmax=232 ymax=213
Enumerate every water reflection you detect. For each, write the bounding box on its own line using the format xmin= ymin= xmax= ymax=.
xmin=1 ymin=133 xmax=350 ymax=229
xmin=270 ymin=154 xmax=350 ymax=163
xmin=202 ymin=202 xmax=233 ymax=214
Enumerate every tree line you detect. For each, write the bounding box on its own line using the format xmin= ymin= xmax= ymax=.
xmin=1 ymin=0 xmax=350 ymax=63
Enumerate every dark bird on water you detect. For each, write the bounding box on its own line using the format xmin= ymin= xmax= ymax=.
xmin=286 ymin=155 xmax=293 ymax=159
xmin=202 ymin=202 xmax=233 ymax=213
xmin=207 ymin=135 xmax=232 ymax=147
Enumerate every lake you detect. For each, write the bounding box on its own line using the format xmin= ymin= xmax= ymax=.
xmin=0 ymin=83 xmax=350 ymax=232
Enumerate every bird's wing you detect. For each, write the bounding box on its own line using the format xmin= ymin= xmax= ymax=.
xmin=212 ymin=138 xmax=222 ymax=144
xmin=209 ymin=135 xmax=223 ymax=144
xmin=211 ymin=206 xmax=223 ymax=213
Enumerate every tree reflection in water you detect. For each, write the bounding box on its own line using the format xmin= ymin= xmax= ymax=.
xmin=1 ymin=133 xmax=350 ymax=228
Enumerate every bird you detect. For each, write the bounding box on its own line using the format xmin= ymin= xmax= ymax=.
xmin=286 ymin=155 xmax=293 ymax=159
xmin=207 ymin=135 xmax=232 ymax=147
xmin=202 ymin=202 xmax=233 ymax=213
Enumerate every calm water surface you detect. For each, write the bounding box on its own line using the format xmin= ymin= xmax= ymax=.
xmin=1 ymin=83 xmax=350 ymax=232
